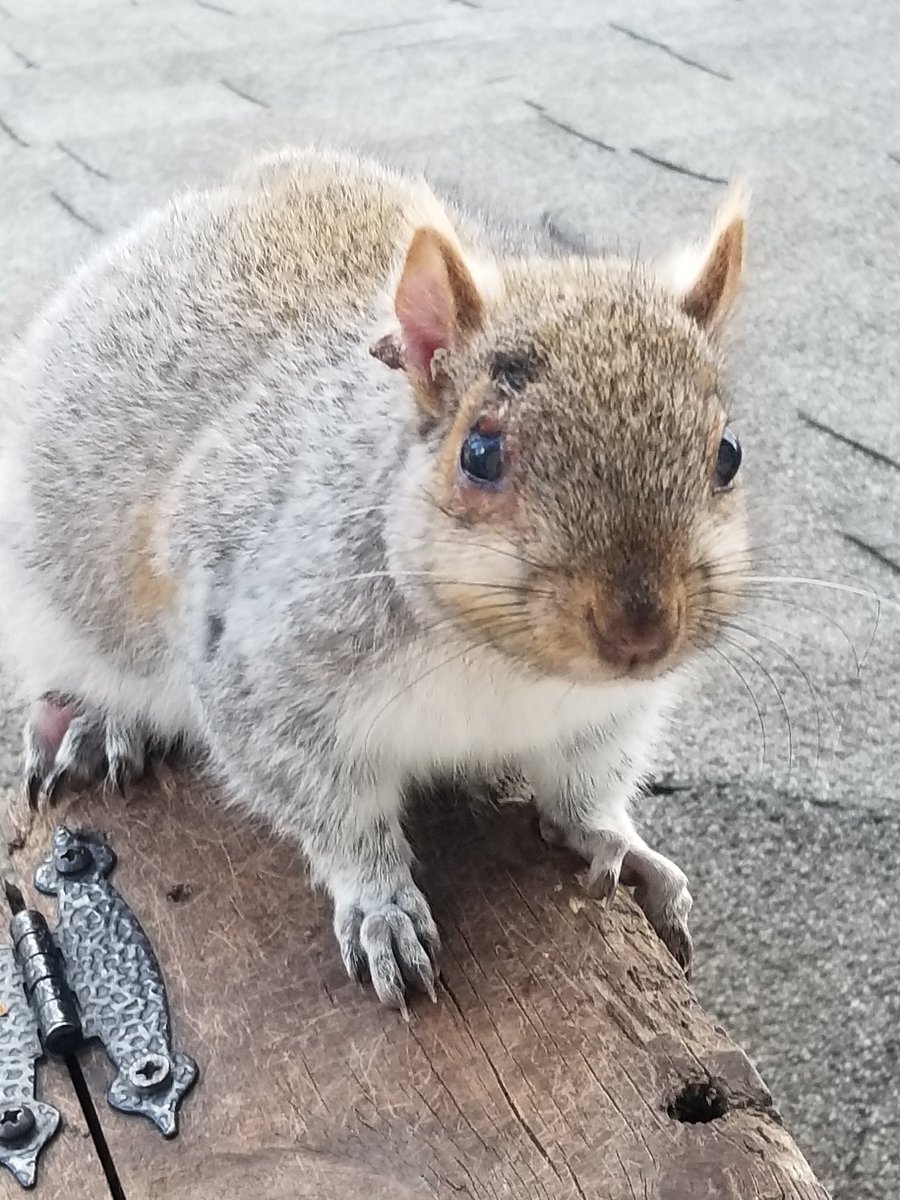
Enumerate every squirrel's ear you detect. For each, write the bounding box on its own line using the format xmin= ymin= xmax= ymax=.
xmin=394 ymin=227 xmax=485 ymax=380
xmin=666 ymin=185 xmax=748 ymax=331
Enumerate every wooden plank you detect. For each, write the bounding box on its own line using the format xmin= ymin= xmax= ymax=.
xmin=1 ymin=776 xmax=829 ymax=1199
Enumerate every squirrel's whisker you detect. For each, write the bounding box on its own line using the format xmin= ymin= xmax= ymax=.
xmin=717 ymin=626 xmax=821 ymax=784
xmin=713 ymin=601 xmax=863 ymax=676
xmin=700 ymin=641 xmax=769 ymax=770
xmin=701 ymin=588 xmax=865 ymax=673
xmin=744 ymin=575 xmax=895 ymax=611
xmin=305 ymin=569 xmax=555 ymax=600
xmin=728 ymin=631 xmax=804 ymax=785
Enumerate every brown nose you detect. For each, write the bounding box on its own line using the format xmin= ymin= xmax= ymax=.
xmin=585 ymin=605 xmax=676 ymax=670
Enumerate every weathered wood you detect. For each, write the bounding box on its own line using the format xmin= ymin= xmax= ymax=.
xmin=1 ymin=775 xmax=829 ymax=1199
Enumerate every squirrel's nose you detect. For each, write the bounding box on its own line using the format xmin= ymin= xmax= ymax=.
xmin=585 ymin=601 xmax=680 ymax=670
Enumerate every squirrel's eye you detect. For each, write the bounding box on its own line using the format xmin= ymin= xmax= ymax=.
xmin=460 ymin=424 xmax=505 ymax=486
xmin=714 ymin=427 xmax=742 ymax=491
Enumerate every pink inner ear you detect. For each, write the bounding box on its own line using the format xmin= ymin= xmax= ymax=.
xmin=396 ymin=273 xmax=453 ymax=376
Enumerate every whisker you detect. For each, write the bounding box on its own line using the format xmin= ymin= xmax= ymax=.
xmin=306 ymin=569 xmax=555 ymax=599
xmin=721 ymin=632 xmax=796 ymax=782
xmin=717 ymin=624 xmax=832 ymax=786
xmin=702 ymin=641 xmax=768 ymax=770
xmin=703 ymin=589 xmax=863 ymax=674
xmin=418 ymin=486 xmax=553 ymax=573
xmin=745 ymin=575 xmax=896 ymax=613
xmin=856 ymin=586 xmax=882 ymax=676
xmin=554 ymin=680 xmax=578 ymax=721
xmin=413 ymin=601 xmax=532 ymax=641
xmin=426 ymin=534 xmax=554 ymax=576
xmin=822 ymin=586 xmax=883 ymax=798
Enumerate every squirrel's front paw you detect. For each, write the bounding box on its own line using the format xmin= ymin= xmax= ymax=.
xmin=24 ymin=695 xmax=149 ymax=806
xmin=589 ymin=831 xmax=693 ymax=974
xmin=333 ymin=877 xmax=441 ymax=1015
xmin=541 ymin=819 xmax=693 ymax=974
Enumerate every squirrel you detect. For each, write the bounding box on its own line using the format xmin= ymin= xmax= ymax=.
xmin=0 ymin=148 xmax=748 ymax=1011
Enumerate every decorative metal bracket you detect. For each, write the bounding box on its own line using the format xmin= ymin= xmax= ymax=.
xmin=0 ymin=947 xmax=60 ymax=1188
xmin=0 ymin=825 xmax=198 ymax=1190
xmin=35 ymin=828 xmax=198 ymax=1139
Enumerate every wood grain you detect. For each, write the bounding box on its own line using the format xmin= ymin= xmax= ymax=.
xmin=1 ymin=775 xmax=829 ymax=1199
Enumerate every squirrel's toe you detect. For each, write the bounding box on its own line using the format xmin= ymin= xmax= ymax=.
xmin=334 ymin=882 xmax=441 ymax=1013
xmin=22 ymin=697 xmax=155 ymax=808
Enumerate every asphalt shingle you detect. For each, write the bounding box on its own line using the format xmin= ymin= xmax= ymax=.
xmin=1 ymin=2 xmax=898 ymax=1195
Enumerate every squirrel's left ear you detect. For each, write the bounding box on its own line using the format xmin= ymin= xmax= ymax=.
xmin=391 ymin=227 xmax=487 ymax=397
xmin=664 ymin=184 xmax=748 ymax=330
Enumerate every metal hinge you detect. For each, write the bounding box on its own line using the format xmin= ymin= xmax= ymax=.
xmin=0 ymin=826 xmax=198 ymax=1192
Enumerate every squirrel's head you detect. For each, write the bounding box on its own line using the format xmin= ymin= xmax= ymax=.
xmin=376 ymin=191 xmax=749 ymax=684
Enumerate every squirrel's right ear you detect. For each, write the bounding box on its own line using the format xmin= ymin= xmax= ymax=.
xmin=392 ymin=227 xmax=486 ymax=403
xmin=664 ymin=184 xmax=748 ymax=331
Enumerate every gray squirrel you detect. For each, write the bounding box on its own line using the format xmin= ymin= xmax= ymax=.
xmin=0 ymin=148 xmax=748 ymax=1010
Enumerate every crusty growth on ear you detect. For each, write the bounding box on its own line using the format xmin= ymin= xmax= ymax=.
xmin=369 ymin=330 xmax=405 ymax=370
xmin=676 ymin=185 xmax=748 ymax=330
xmin=394 ymin=227 xmax=485 ymax=378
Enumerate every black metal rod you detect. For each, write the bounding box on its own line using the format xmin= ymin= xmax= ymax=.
xmin=3 ymin=878 xmax=25 ymax=916
xmin=65 ymin=1054 xmax=128 ymax=1200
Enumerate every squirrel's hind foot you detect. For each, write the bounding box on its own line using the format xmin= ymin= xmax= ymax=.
xmin=24 ymin=695 xmax=153 ymax=807
xmin=334 ymin=876 xmax=441 ymax=1016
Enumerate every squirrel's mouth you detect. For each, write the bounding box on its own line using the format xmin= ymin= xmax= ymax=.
xmin=581 ymin=593 xmax=685 ymax=674
xmin=523 ymin=576 xmax=690 ymax=683
xmin=428 ymin=574 xmax=694 ymax=686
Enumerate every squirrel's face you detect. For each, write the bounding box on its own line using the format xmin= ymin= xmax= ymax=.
xmin=379 ymin=195 xmax=749 ymax=684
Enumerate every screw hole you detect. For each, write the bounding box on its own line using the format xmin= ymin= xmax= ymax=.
xmin=54 ymin=840 xmax=91 ymax=874
xmin=668 ymin=1080 xmax=730 ymax=1124
xmin=166 ymin=882 xmax=193 ymax=903
xmin=127 ymin=1053 xmax=171 ymax=1093
xmin=0 ymin=1105 xmax=35 ymax=1143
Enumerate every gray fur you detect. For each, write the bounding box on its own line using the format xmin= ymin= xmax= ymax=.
xmin=0 ymin=148 xmax=748 ymax=1004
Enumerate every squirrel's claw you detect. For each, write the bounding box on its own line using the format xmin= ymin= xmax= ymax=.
xmin=624 ymin=848 xmax=693 ymax=975
xmin=30 ymin=700 xmax=105 ymax=806
xmin=22 ymin=696 xmax=153 ymax=808
xmin=42 ymin=763 xmax=70 ymax=807
xmin=585 ymin=830 xmax=630 ymax=910
xmin=335 ymin=881 xmax=441 ymax=1013
xmin=551 ymin=821 xmax=693 ymax=975
xmin=620 ymin=843 xmax=693 ymax=974
xmin=26 ymin=769 xmax=43 ymax=810
xmin=103 ymin=718 xmax=146 ymax=800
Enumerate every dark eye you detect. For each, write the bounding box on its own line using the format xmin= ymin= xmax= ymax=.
xmin=715 ymin=427 xmax=742 ymax=491
xmin=460 ymin=423 xmax=505 ymax=486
